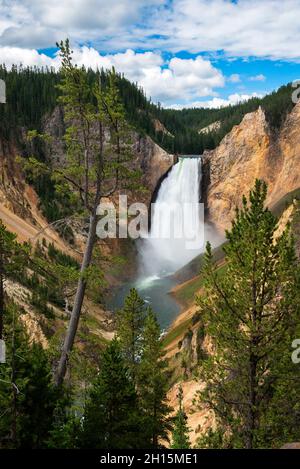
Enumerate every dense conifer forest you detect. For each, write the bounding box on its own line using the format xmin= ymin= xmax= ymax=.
xmin=0 ymin=65 xmax=295 ymax=154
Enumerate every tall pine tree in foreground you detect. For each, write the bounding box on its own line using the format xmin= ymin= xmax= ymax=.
xmin=116 ymin=288 xmax=147 ymax=384
xmin=81 ymin=339 xmax=143 ymax=449
xmin=31 ymin=40 xmax=139 ymax=386
xmin=196 ymin=180 xmax=300 ymax=448
xmin=171 ymin=385 xmax=191 ymax=449
xmin=138 ymin=309 xmax=173 ymax=448
xmin=116 ymin=289 xmax=174 ymax=447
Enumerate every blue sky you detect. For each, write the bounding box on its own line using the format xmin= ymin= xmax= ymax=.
xmin=1 ymin=0 xmax=300 ymax=108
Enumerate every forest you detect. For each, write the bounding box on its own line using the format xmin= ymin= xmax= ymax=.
xmin=0 ymin=64 xmax=296 ymax=155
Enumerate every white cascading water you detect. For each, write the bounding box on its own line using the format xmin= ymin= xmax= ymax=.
xmin=139 ymin=156 xmax=204 ymax=279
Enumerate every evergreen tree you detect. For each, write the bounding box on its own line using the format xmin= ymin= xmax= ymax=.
xmin=196 ymin=180 xmax=300 ymax=448
xmin=0 ymin=303 xmax=65 ymax=448
xmin=116 ymin=288 xmax=147 ymax=382
xmin=50 ymin=40 xmax=138 ymax=386
xmin=0 ymin=221 xmax=29 ymax=339
xmin=81 ymin=339 xmax=143 ymax=449
xmin=171 ymin=386 xmax=191 ymax=449
xmin=17 ymin=344 xmax=66 ymax=448
xmin=138 ymin=309 xmax=173 ymax=448
xmin=46 ymin=409 xmax=81 ymax=449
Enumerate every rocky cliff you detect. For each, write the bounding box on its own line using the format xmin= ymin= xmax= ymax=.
xmin=42 ymin=106 xmax=175 ymax=204
xmin=134 ymin=134 xmax=175 ymax=196
xmin=203 ymin=102 xmax=300 ymax=231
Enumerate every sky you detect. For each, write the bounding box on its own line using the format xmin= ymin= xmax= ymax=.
xmin=1 ymin=0 xmax=300 ymax=108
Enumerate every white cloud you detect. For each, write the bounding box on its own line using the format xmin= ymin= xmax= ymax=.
xmin=228 ymin=74 xmax=241 ymax=83
xmin=169 ymin=93 xmax=265 ymax=110
xmin=65 ymin=48 xmax=225 ymax=104
xmin=0 ymin=0 xmax=163 ymax=48
xmin=139 ymin=56 xmax=224 ymax=104
xmin=249 ymin=74 xmax=266 ymax=81
xmin=152 ymin=0 xmax=300 ymax=61
xmin=0 ymin=46 xmax=56 ymax=68
xmin=1 ymin=1 xmax=300 ymax=61
xmin=0 ymin=45 xmax=225 ymax=106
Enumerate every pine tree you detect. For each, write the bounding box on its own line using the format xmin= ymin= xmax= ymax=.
xmin=17 ymin=344 xmax=66 ymax=448
xmin=116 ymin=288 xmax=147 ymax=382
xmin=46 ymin=408 xmax=81 ymax=449
xmin=196 ymin=180 xmax=300 ymax=448
xmin=0 ymin=303 xmax=65 ymax=448
xmin=138 ymin=309 xmax=173 ymax=448
xmin=171 ymin=386 xmax=191 ymax=449
xmin=0 ymin=221 xmax=29 ymax=339
xmin=81 ymin=339 xmax=143 ymax=449
xmin=51 ymin=40 xmax=138 ymax=386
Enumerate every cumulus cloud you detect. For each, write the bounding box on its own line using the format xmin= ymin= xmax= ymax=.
xmin=0 ymin=0 xmax=164 ymax=48
xmin=152 ymin=0 xmax=300 ymax=61
xmin=0 ymin=1 xmax=294 ymax=108
xmin=71 ymin=49 xmax=225 ymax=105
xmin=0 ymin=46 xmax=225 ymax=106
xmin=0 ymin=0 xmax=300 ymax=61
xmin=139 ymin=56 xmax=224 ymax=104
xmin=0 ymin=46 xmax=56 ymax=68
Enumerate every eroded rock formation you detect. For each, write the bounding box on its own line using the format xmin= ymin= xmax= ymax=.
xmin=42 ymin=106 xmax=175 ymax=203
xmin=203 ymin=103 xmax=300 ymax=231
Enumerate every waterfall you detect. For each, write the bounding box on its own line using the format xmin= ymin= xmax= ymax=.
xmin=109 ymin=156 xmax=205 ymax=328
xmin=109 ymin=155 xmax=219 ymax=327
xmin=139 ymin=156 xmax=204 ymax=277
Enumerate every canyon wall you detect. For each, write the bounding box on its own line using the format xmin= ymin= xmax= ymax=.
xmin=42 ymin=106 xmax=175 ymax=203
xmin=202 ymin=102 xmax=300 ymax=231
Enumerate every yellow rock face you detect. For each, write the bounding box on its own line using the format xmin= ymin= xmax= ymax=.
xmin=167 ymin=379 xmax=215 ymax=447
xmin=203 ymin=103 xmax=300 ymax=231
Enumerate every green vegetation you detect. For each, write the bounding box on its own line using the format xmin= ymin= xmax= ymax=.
xmin=80 ymin=292 xmax=174 ymax=449
xmin=80 ymin=338 xmax=143 ymax=449
xmin=28 ymin=40 xmax=141 ymax=386
xmin=116 ymin=289 xmax=173 ymax=448
xmin=0 ymin=239 xmax=174 ymax=449
xmin=116 ymin=288 xmax=147 ymax=382
xmin=162 ymin=317 xmax=193 ymax=349
xmin=0 ymin=303 xmax=66 ymax=448
xmin=196 ymin=180 xmax=300 ymax=448
xmin=174 ymin=263 xmax=227 ymax=307
xmin=0 ymin=64 xmax=295 ymax=158
xmin=0 ymin=220 xmax=29 ymax=339
xmin=137 ymin=308 xmax=173 ymax=447
xmin=1 ymin=179 xmax=300 ymax=449
xmin=174 ymin=187 xmax=300 ymax=306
